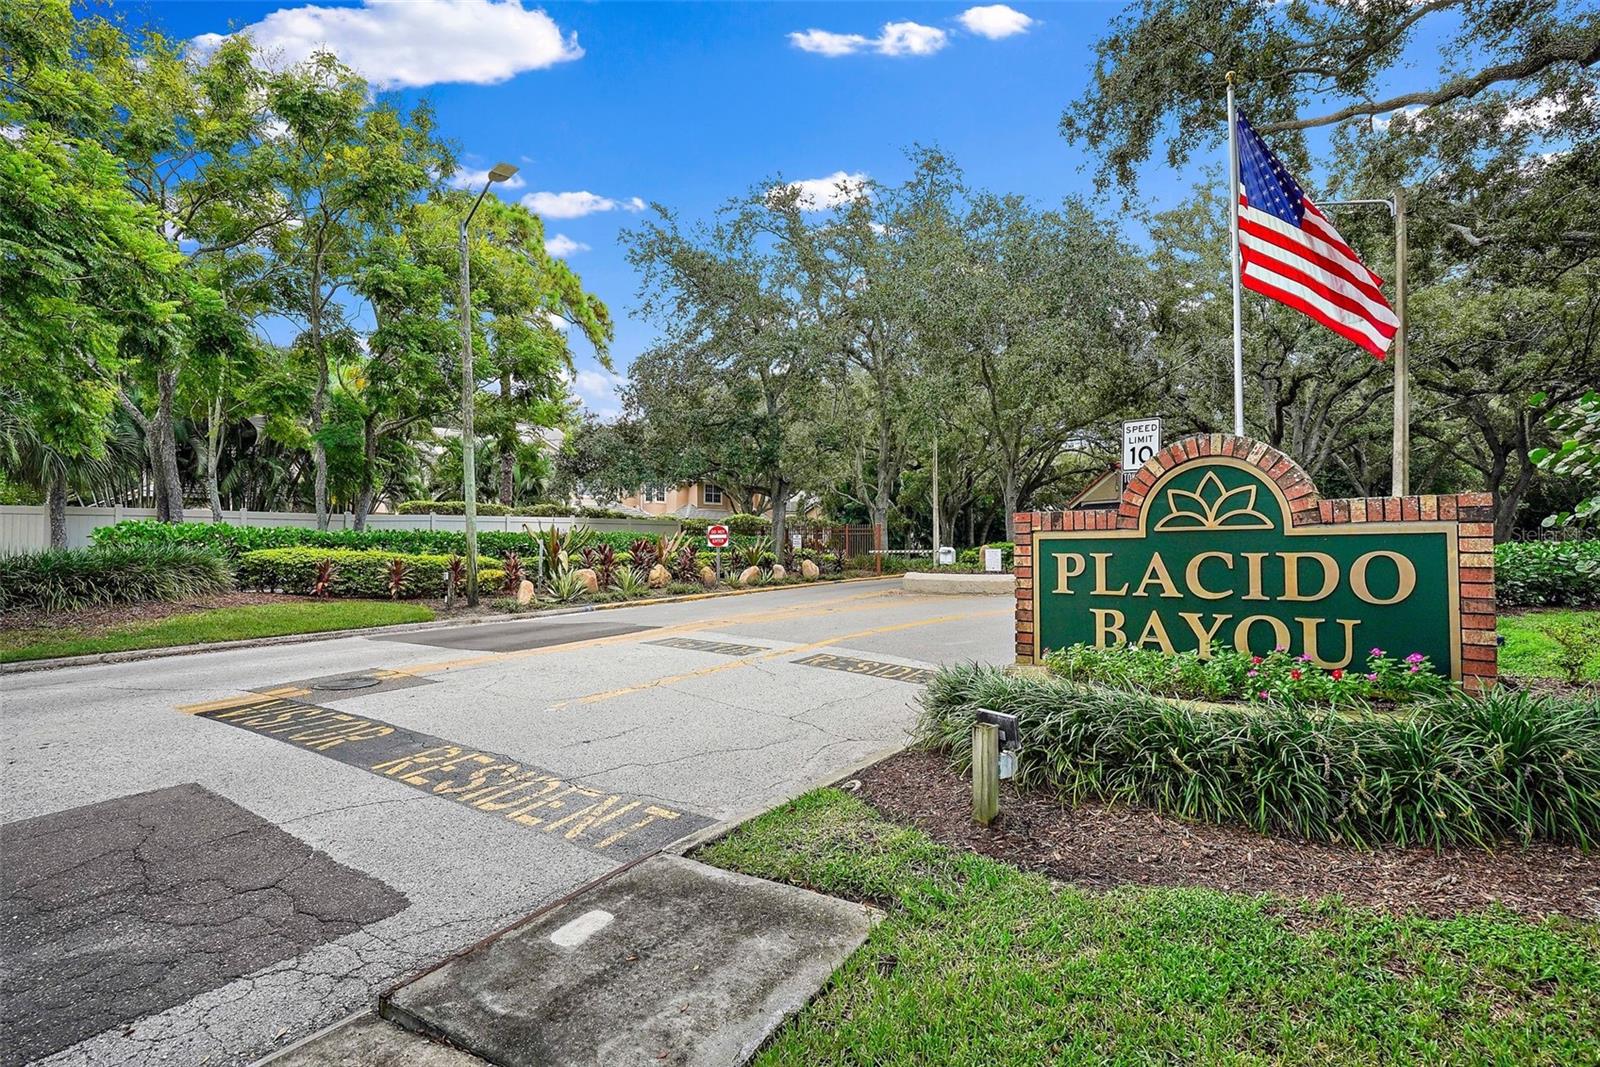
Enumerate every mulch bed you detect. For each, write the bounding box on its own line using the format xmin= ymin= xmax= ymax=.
xmin=852 ymin=749 xmax=1600 ymax=922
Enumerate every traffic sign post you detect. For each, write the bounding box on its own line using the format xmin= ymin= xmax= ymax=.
xmin=707 ymin=524 xmax=729 ymax=581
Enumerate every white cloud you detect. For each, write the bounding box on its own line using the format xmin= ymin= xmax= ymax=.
xmin=959 ymin=5 xmax=1035 ymax=39
xmin=544 ymin=233 xmax=589 ymax=257
xmin=449 ymin=165 xmax=526 ymax=191
xmin=570 ymin=367 xmax=625 ymax=419
xmin=545 ymin=311 xmax=570 ymax=332
xmin=1370 ymin=105 xmax=1427 ymax=132
xmin=789 ymin=21 xmax=947 ymax=58
xmin=521 ymin=190 xmax=646 ymax=219
xmin=190 ymin=0 xmax=582 ymax=90
xmin=773 ymin=171 xmax=871 ymax=211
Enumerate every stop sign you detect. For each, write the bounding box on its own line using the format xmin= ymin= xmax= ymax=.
xmin=706 ymin=524 xmax=730 ymax=548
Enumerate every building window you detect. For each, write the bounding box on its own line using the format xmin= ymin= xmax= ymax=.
xmin=702 ymin=484 xmax=723 ymax=505
xmin=644 ymin=484 xmax=666 ymax=503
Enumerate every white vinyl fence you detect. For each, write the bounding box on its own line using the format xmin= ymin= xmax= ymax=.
xmin=0 ymin=505 xmax=679 ymax=553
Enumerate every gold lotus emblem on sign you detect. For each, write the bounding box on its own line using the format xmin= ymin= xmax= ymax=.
xmin=1153 ymin=470 xmax=1274 ymax=531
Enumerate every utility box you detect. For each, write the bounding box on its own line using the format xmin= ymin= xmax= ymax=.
xmin=937 ymin=546 xmax=956 ymax=566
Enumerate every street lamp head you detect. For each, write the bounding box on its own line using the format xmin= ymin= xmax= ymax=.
xmin=487 ymin=162 xmax=519 ymax=184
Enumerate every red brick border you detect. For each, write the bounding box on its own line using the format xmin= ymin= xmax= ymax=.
xmin=1014 ymin=434 xmax=1497 ymax=689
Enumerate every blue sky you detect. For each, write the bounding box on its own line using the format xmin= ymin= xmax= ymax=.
xmin=121 ymin=1 xmax=1451 ymax=418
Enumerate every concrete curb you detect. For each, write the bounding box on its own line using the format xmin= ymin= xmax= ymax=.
xmin=1 ymin=575 xmax=897 ymax=676
xmin=902 ymin=571 xmax=1014 ymax=595
xmin=665 ymin=741 xmax=910 ymax=857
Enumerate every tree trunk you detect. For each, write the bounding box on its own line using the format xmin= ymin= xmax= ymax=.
xmin=1002 ymin=466 xmax=1020 ymax=541
xmin=353 ymin=414 xmax=379 ymax=532
xmin=47 ymin=469 xmax=67 ymax=550
xmin=153 ymin=368 xmax=185 ymax=522
xmin=771 ymin=481 xmax=789 ymax=557
xmin=499 ymin=370 xmax=516 ymax=505
xmin=205 ymin=392 xmax=224 ymax=523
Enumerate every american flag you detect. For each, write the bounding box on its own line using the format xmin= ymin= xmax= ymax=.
xmin=1235 ymin=111 xmax=1398 ymax=358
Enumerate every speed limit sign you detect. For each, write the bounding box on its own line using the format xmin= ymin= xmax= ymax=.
xmin=706 ymin=524 xmax=730 ymax=548
xmin=1122 ymin=418 xmax=1162 ymax=472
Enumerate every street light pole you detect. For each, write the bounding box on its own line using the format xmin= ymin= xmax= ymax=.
xmin=459 ymin=162 xmax=519 ymax=606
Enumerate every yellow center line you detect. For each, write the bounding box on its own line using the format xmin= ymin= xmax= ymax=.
xmin=566 ymin=607 xmax=1012 ymax=708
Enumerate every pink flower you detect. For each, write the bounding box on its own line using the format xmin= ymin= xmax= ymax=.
xmin=1258 ymin=691 xmax=1269 ymax=699
xmin=1250 ymin=656 xmax=1262 ymax=665
xmin=1298 ymin=654 xmax=1312 ymax=663
xmin=1405 ymin=652 xmax=1425 ymax=664
xmin=1366 ymin=673 xmax=1378 ymax=682
xmin=1247 ymin=669 xmax=1258 ymax=677
xmin=1409 ymin=664 xmax=1420 ymax=673
xmin=1370 ymin=648 xmax=1385 ymax=658
xmin=1274 ymin=646 xmax=1287 ymax=653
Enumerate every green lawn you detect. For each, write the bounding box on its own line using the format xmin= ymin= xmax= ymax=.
xmin=1499 ymin=608 xmax=1600 ymax=681
xmin=701 ymin=789 xmax=1600 ymax=1066
xmin=0 ymin=600 xmax=434 ymax=663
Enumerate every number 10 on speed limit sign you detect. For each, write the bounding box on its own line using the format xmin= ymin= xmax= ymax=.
xmin=1122 ymin=418 xmax=1161 ymax=472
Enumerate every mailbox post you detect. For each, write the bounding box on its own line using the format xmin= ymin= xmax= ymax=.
xmin=972 ymin=708 xmax=1020 ymax=826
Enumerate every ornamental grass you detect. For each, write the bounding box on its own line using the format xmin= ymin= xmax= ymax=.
xmin=920 ymin=663 xmax=1600 ymax=849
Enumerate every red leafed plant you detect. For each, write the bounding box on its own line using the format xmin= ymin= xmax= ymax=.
xmin=386 ymin=557 xmax=410 ymax=599
xmin=501 ymin=551 xmax=525 ymax=593
xmin=580 ymin=544 xmax=620 ymax=589
xmin=312 ymin=558 xmax=337 ymax=598
xmin=445 ymin=555 xmax=466 ymax=601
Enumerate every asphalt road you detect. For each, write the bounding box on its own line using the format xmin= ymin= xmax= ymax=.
xmin=1 ymin=580 xmax=1012 ymax=1066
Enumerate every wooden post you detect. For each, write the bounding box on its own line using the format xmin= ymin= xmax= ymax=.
xmin=972 ymin=722 xmax=999 ymax=826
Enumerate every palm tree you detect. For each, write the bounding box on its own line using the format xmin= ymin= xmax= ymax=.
xmin=0 ymin=393 xmax=145 ymax=548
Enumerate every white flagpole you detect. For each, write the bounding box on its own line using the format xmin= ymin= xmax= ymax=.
xmin=1226 ymin=71 xmax=1245 ymax=437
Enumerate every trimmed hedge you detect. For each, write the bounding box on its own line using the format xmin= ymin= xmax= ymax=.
xmin=396 ymin=500 xmax=513 ymax=516
xmin=0 ymin=545 xmax=233 ymax=613
xmin=237 ymin=548 xmax=502 ymax=599
xmin=920 ymin=663 xmax=1600 ymax=849
xmin=92 ymin=520 xmax=656 ymax=563
xmin=679 ymin=512 xmax=771 ymax=536
xmin=1496 ymin=539 xmax=1600 ymax=607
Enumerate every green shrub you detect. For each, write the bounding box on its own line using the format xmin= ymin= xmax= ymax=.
xmin=237 ymin=548 xmax=499 ymax=599
xmin=1495 ymin=539 xmax=1600 ymax=607
xmin=920 ymin=663 xmax=1600 ymax=849
xmin=91 ymin=520 xmax=658 ymax=564
xmin=1044 ymin=643 xmax=1452 ymax=706
xmin=0 ymin=545 xmax=233 ymax=612
xmin=395 ymin=500 xmax=514 ymax=515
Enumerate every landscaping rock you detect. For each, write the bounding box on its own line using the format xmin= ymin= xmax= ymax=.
xmin=800 ymin=559 xmax=820 ymax=580
xmin=515 ymin=579 xmax=535 ymax=606
xmin=738 ymin=566 xmax=762 ymax=587
xmin=699 ymin=565 xmax=718 ymax=588
xmin=648 ymin=564 xmax=670 ymax=588
xmin=770 ymin=564 xmax=787 ymax=581
xmin=573 ymin=568 xmax=599 ymax=593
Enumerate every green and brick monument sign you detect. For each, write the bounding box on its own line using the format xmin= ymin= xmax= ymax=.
xmin=1014 ymin=435 xmax=1498 ymax=686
